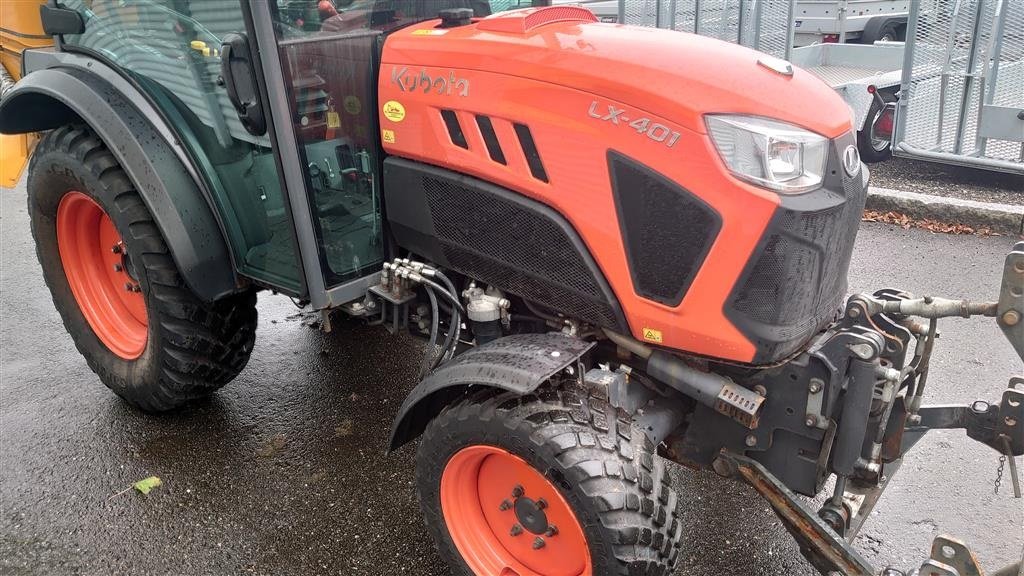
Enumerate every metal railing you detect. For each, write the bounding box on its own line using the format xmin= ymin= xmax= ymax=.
xmin=895 ymin=0 xmax=1024 ymax=173
xmin=618 ymin=0 xmax=796 ymax=59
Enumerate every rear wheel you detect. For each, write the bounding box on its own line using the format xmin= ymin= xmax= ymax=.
xmin=416 ymin=385 xmax=682 ymax=576
xmin=28 ymin=125 xmax=258 ymax=411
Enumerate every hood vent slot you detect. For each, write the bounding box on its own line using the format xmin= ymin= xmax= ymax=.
xmin=440 ymin=109 xmax=469 ymax=149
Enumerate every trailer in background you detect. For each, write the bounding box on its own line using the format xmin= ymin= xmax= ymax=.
xmin=618 ymin=0 xmax=1024 ymax=174
xmin=895 ymin=0 xmax=1024 ymax=174
xmin=793 ymin=1 xmax=911 ymax=46
xmin=790 ymin=41 xmax=903 ymax=161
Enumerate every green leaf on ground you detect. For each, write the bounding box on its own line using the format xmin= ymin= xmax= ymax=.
xmin=132 ymin=476 xmax=162 ymax=495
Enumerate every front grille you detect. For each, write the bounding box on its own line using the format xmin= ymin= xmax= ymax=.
xmin=727 ymin=136 xmax=867 ymax=363
xmin=423 ymin=176 xmax=622 ymax=328
xmin=730 ymin=198 xmax=861 ymax=336
xmin=610 ymin=152 xmax=721 ymax=306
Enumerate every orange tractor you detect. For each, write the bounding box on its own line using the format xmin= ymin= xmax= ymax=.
xmin=1 ymin=1 xmax=1021 ymax=575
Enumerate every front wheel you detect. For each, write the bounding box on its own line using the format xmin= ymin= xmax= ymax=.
xmin=28 ymin=125 xmax=258 ymax=411
xmin=416 ymin=385 xmax=682 ymax=576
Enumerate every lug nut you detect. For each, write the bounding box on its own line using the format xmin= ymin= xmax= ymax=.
xmin=1003 ymin=310 xmax=1021 ymax=327
xmin=532 ymin=537 xmax=545 ymax=550
xmin=536 ymin=498 xmax=547 ymax=510
xmin=113 ymin=263 xmax=123 ymax=272
xmin=499 ymin=500 xmax=511 ymax=511
xmin=112 ymin=244 xmax=122 ymax=254
xmin=132 ymin=284 xmax=141 ymax=293
xmin=545 ymin=525 xmax=558 ymax=537
xmin=125 ymin=283 xmax=134 ymax=292
xmin=510 ymin=524 xmax=523 ymax=536
xmin=512 ymin=485 xmax=524 ymax=498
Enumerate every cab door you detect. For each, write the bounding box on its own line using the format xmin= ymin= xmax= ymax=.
xmin=248 ymin=0 xmax=387 ymax=308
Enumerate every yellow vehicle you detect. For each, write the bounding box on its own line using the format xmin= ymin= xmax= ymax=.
xmin=0 ymin=0 xmax=50 ymax=186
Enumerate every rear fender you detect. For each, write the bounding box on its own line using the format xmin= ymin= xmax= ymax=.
xmin=388 ymin=333 xmax=595 ymax=451
xmin=0 ymin=62 xmax=239 ymax=302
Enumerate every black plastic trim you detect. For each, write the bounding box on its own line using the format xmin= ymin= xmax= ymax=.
xmin=440 ymin=109 xmax=468 ymax=149
xmin=475 ymin=114 xmax=506 ymax=165
xmin=514 ymin=123 xmax=548 ymax=182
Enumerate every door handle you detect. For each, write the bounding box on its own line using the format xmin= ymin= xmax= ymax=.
xmin=220 ymin=33 xmax=267 ymax=137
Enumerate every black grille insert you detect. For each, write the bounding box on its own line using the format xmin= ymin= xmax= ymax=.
xmin=421 ymin=174 xmax=622 ymax=328
xmin=609 ymin=152 xmax=722 ymax=306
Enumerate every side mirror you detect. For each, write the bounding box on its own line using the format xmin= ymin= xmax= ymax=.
xmin=220 ymin=33 xmax=267 ymax=137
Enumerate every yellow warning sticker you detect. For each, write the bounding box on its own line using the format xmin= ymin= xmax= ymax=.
xmin=411 ymin=29 xmax=448 ymax=36
xmin=343 ymin=95 xmax=362 ymax=115
xmin=642 ymin=328 xmax=663 ymax=344
xmin=382 ymin=129 xmax=396 ymax=144
xmin=382 ymin=100 xmax=406 ymax=123
xmin=326 ymin=111 xmax=341 ymax=129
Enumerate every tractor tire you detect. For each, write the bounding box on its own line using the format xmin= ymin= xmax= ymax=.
xmin=27 ymin=124 xmax=257 ymax=412
xmin=416 ymin=384 xmax=682 ymax=576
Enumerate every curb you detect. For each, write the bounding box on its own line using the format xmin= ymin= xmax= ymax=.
xmin=866 ymin=186 xmax=1024 ymax=235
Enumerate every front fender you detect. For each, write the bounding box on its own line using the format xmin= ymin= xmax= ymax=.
xmin=0 ymin=64 xmax=239 ymax=302
xmin=388 ymin=332 xmax=595 ymax=451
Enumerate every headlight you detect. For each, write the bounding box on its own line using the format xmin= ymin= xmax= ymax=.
xmin=705 ymin=115 xmax=828 ymax=194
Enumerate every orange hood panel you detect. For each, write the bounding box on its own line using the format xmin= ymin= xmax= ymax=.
xmin=382 ymin=16 xmax=852 ymax=138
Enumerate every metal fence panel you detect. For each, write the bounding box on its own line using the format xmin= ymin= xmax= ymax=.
xmin=895 ymin=0 xmax=1024 ymax=173
xmin=619 ymin=0 xmax=795 ymax=59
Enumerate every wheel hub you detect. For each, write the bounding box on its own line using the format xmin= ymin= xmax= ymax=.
xmin=514 ymin=494 xmax=550 ymax=535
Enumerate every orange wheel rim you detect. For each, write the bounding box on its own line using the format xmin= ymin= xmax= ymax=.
xmin=57 ymin=191 xmax=148 ymax=359
xmin=441 ymin=445 xmax=592 ymax=576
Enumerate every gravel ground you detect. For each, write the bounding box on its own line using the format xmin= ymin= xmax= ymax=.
xmin=870 ymin=157 xmax=1024 ymax=205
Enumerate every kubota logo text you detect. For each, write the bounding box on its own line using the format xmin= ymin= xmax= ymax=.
xmin=391 ymin=66 xmax=470 ymax=97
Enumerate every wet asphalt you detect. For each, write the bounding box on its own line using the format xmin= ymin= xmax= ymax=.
xmin=2 ymin=175 xmax=1023 ymax=576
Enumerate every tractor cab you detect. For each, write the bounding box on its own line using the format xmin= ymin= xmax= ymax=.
xmin=50 ymin=0 xmax=531 ymax=306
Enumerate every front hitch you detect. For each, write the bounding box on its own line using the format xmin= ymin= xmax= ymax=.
xmin=716 ymin=241 xmax=1024 ymax=575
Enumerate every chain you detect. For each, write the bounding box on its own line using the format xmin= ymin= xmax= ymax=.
xmin=994 ymin=454 xmax=1006 ymax=494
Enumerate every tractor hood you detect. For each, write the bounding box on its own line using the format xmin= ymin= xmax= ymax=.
xmin=381 ymin=7 xmax=852 ymax=139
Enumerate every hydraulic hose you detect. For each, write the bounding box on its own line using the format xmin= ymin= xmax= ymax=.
xmin=420 ymin=285 xmax=440 ymax=377
xmin=418 ymin=276 xmax=464 ymax=314
xmin=430 ymin=270 xmax=461 ymax=364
